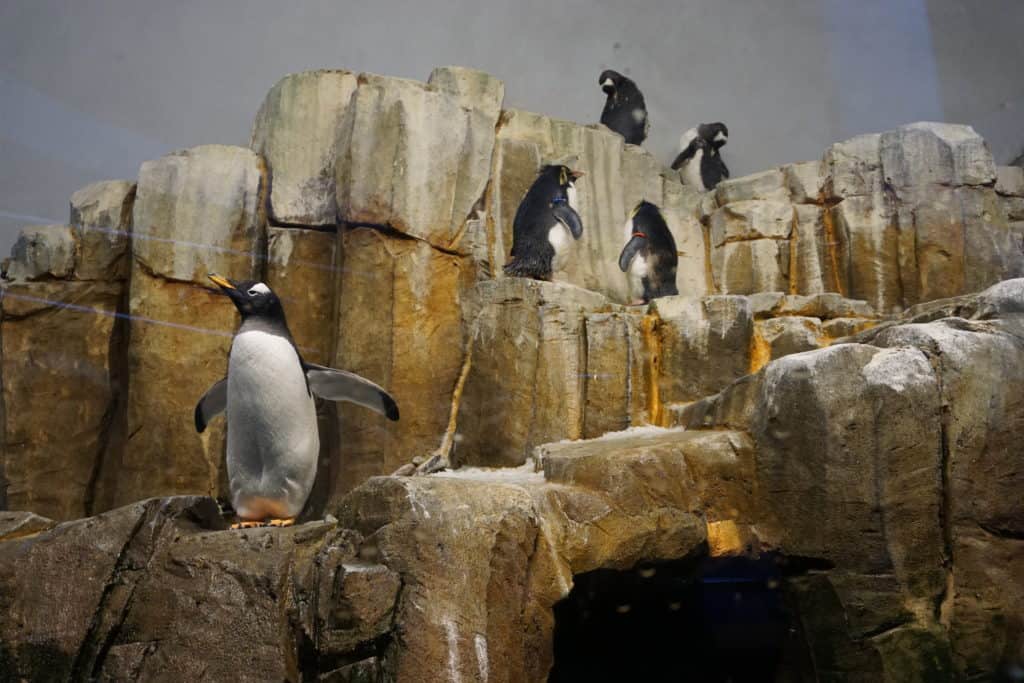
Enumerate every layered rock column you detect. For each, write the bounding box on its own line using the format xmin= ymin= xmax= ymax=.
xmin=0 ymin=180 xmax=134 ymax=519
xmin=328 ymin=68 xmax=504 ymax=490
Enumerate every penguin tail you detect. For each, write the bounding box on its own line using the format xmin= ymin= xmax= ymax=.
xmin=502 ymin=258 xmax=550 ymax=280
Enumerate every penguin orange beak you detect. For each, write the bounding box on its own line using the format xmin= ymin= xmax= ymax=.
xmin=208 ymin=273 xmax=235 ymax=291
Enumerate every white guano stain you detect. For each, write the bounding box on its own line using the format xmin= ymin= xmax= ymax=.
xmin=474 ymin=633 xmax=489 ymax=682
xmin=444 ymin=618 xmax=462 ymax=683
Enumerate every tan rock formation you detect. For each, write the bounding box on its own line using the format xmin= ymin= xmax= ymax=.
xmin=331 ymin=226 xmax=473 ymax=491
xmin=250 ymin=69 xmax=358 ymax=226
xmin=4 ymin=225 xmax=76 ymax=281
xmin=266 ymin=225 xmax=337 ymax=366
xmin=132 ymin=144 xmax=266 ymax=282
xmin=455 ymin=278 xmax=609 ymax=467
xmin=69 ymin=180 xmax=136 ymax=280
xmin=336 ymin=71 xmax=502 ymax=251
xmin=1 ymin=281 xmax=121 ymax=519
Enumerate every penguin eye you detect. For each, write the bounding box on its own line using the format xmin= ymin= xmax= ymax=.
xmin=246 ymin=288 xmax=260 ymax=297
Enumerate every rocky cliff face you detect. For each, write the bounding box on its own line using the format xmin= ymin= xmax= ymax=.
xmin=1 ymin=66 xmax=1022 ymax=681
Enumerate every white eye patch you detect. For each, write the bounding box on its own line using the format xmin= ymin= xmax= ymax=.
xmin=715 ymin=131 xmax=727 ymax=142
xmin=247 ymin=282 xmax=270 ymax=296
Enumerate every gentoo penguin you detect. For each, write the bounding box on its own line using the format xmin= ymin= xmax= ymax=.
xmin=599 ymin=70 xmax=649 ymax=145
xmin=503 ymin=164 xmax=585 ymax=280
xmin=672 ymin=122 xmax=730 ymax=191
xmin=618 ymin=200 xmax=679 ymax=304
xmin=194 ymin=274 xmax=398 ymax=528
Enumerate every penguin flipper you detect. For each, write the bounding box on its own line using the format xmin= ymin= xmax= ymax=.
xmin=194 ymin=377 xmax=228 ymax=433
xmin=304 ymin=363 xmax=400 ymax=421
xmin=671 ymin=142 xmax=698 ymax=170
xmin=552 ymin=203 xmax=584 ymax=239
xmin=618 ymin=235 xmax=646 ymax=272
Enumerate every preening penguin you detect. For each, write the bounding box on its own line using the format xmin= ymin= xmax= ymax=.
xmin=672 ymin=122 xmax=730 ymax=191
xmin=194 ymin=274 xmax=399 ymax=528
xmin=618 ymin=200 xmax=679 ymax=304
xmin=599 ymin=70 xmax=649 ymax=145
xmin=504 ymin=164 xmax=585 ymax=280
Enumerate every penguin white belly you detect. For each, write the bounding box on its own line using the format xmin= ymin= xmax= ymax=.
xmin=627 ymin=253 xmax=649 ymax=302
xmin=548 ymin=223 xmax=573 ymax=272
xmin=681 ymin=149 xmax=706 ymax=191
xmin=226 ymin=328 xmax=318 ymax=519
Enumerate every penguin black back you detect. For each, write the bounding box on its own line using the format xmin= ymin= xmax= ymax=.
xmin=504 ymin=165 xmax=584 ymax=280
xmin=618 ymin=201 xmax=678 ymax=303
xmin=599 ymin=70 xmax=649 ymax=146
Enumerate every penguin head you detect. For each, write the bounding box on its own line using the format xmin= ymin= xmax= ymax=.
xmin=598 ymin=69 xmax=623 ymax=95
xmin=539 ymin=164 xmax=585 ymax=192
xmin=630 ymin=200 xmax=662 ymax=228
xmin=698 ymin=122 xmax=729 ymax=149
xmin=208 ymin=274 xmax=285 ymax=321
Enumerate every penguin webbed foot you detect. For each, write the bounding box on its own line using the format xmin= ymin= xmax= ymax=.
xmin=415 ymin=452 xmax=450 ymax=476
xmin=229 ymin=517 xmax=295 ymax=530
xmin=230 ymin=520 xmax=266 ymax=529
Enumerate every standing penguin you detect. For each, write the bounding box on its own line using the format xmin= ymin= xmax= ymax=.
xmin=618 ymin=200 xmax=679 ymax=304
xmin=194 ymin=274 xmax=398 ymax=528
xmin=672 ymin=122 xmax=730 ymax=191
xmin=599 ymin=70 xmax=649 ymax=145
xmin=503 ymin=164 xmax=585 ymax=280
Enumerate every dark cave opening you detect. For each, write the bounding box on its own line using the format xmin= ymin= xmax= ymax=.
xmin=549 ymin=554 xmax=822 ymax=683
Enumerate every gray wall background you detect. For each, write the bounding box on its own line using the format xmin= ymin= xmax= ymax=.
xmin=1 ymin=0 xmax=1021 ymax=254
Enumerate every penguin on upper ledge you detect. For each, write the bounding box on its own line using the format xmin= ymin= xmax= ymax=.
xmin=504 ymin=164 xmax=585 ymax=281
xmin=672 ymin=122 xmax=730 ymax=191
xmin=599 ymin=69 xmax=649 ymax=146
xmin=618 ymin=200 xmax=679 ymax=304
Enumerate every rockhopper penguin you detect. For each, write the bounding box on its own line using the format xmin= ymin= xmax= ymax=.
xmin=618 ymin=200 xmax=679 ymax=304
xmin=672 ymin=122 xmax=730 ymax=191
xmin=194 ymin=274 xmax=399 ymax=528
xmin=503 ymin=164 xmax=585 ymax=280
xmin=599 ymin=70 xmax=649 ymax=145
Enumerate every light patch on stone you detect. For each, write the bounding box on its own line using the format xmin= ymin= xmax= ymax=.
xmin=444 ymin=618 xmax=462 ymax=683
xmin=862 ymin=347 xmax=931 ymax=393
xmin=707 ymin=519 xmax=743 ymax=556
xmin=270 ymin=230 xmax=295 ymax=268
xmin=548 ymin=425 xmax=684 ymax=448
xmin=474 ymin=633 xmax=489 ymax=682
xmin=405 ymin=486 xmax=433 ymax=519
xmin=432 ymin=463 xmax=543 ymax=486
